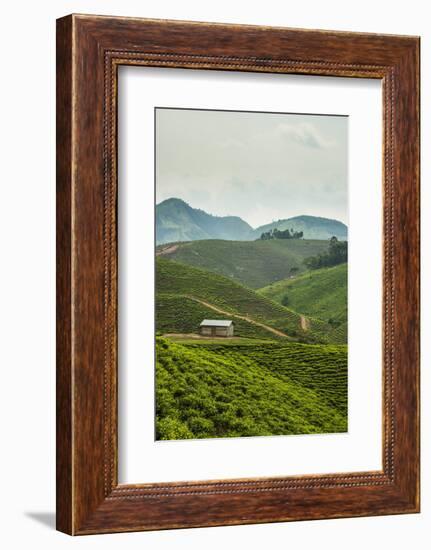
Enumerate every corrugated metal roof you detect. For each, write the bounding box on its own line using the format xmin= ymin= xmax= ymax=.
xmin=199 ymin=319 xmax=233 ymax=327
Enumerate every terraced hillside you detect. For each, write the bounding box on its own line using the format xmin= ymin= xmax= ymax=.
xmin=156 ymin=257 xmax=339 ymax=342
xmin=156 ymin=337 xmax=347 ymax=440
xmin=156 ymin=238 xmax=331 ymax=289
xmin=156 ymin=294 xmax=277 ymax=340
xmin=259 ymin=263 xmax=347 ymax=326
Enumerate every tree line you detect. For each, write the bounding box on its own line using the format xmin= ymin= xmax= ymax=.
xmin=259 ymin=227 xmax=304 ymax=240
xmin=304 ymin=236 xmax=347 ymax=269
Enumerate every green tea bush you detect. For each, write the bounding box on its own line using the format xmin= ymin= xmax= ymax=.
xmin=155 ymin=337 xmax=347 ymax=440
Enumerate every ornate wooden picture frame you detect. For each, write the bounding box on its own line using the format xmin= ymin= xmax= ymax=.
xmin=56 ymin=14 xmax=420 ymax=535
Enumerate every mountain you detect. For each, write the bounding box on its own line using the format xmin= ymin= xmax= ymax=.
xmin=253 ymin=215 xmax=348 ymax=241
xmin=157 ymin=238 xmax=331 ymax=289
xmin=156 ymin=198 xmax=253 ymax=245
xmin=156 ymin=198 xmax=348 ymax=244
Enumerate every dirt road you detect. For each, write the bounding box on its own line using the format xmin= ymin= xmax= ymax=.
xmin=185 ymin=295 xmax=291 ymax=339
xmin=156 ymin=244 xmax=179 ymax=256
xmin=300 ymin=315 xmax=310 ymax=331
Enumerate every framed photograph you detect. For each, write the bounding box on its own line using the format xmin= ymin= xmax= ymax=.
xmin=56 ymin=14 xmax=420 ymax=535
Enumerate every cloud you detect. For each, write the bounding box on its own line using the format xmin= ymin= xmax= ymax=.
xmin=219 ymin=137 xmax=246 ymax=150
xmin=277 ymin=122 xmax=334 ymax=149
xmin=156 ymin=109 xmax=347 ymax=225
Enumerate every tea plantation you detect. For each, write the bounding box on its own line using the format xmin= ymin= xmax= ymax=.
xmin=156 ymin=257 xmax=337 ymax=343
xmin=157 ymin=294 xmax=278 ymax=340
xmin=157 ymin=238 xmax=331 ymax=289
xmin=259 ymin=263 xmax=347 ymax=326
xmin=156 ymin=337 xmax=347 ymax=440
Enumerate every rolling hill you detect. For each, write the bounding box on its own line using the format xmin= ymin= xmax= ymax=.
xmin=253 ymin=215 xmax=347 ymax=241
xmin=156 ymin=336 xmax=347 ymax=440
xmin=157 ymin=294 xmax=277 ymax=340
xmin=259 ymin=263 xmax=348 ymax=326
xmin=156 ymin=198 xmax=253 ymax=244
xmin=157 ymin=238 xmax=331 ymax=289
xmin=156 ymin=257 xmax=304 ymax=339
xmin=156 ymin=257 xmax=342 ymax=343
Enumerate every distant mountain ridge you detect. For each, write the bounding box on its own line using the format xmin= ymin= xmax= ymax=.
xmin=156 ymin=198 xmax=347 ymax=244
xmin=253 ymin=215 xmax=347 ymax=241
xmin=156 ymin=198 xmax=253 ymax=245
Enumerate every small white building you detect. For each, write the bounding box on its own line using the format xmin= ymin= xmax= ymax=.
xmin=199 ymin=319 xmax=234 ymax=337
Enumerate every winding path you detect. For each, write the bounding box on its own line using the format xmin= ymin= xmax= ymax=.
xmin=156 ymin=244 xmax=179 ymax=256
xmin=300 ymin=315 xmax=310 ymax=331
xmin=185 ymin=294 xmax=291 ymax=339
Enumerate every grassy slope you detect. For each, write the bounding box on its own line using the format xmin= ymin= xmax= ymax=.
xmin=259 ymin=263 xmax=347 ymax=324
xmin=156 ymin=257 xmax=332 ymax=342
xmin=156 ymin=337 xmax=347 ymax=440
xmin=156 ymin=294 xmax=275 ymax=340
xmin=158 ymin=238 xmax=331 ymax=289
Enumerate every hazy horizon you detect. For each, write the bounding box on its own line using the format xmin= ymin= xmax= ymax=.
xmin=156 ymin=108 xmax=348 ymax=227
xmin=156 ymin=196 xmax=347 ymax=230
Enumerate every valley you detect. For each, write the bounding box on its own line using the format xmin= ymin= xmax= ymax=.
xmin=154 ymin=199 xmax=348 ymax=440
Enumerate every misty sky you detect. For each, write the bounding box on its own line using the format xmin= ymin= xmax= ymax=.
xmin=155 ymin=108 xmax=348 ymax=228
